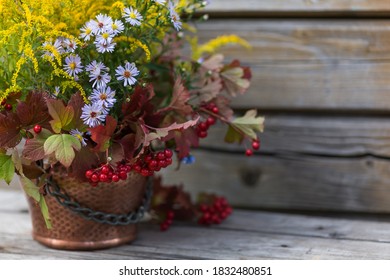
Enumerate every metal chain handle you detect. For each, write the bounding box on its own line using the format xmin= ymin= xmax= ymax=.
xmin=44 ymin=177 xmax=153 ymax=226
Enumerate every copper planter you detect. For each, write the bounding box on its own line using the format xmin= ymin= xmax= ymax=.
xmin=26 ymin=171 xmax=148 ymax=250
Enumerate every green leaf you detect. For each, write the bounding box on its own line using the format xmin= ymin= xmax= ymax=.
xmin=224 ymin=110 xmax=265 ymax=143
xmin=39 ymin=197 xmax=52 ymax=229
xmin=0 ymin=154 xmax=15 ymax=184
xmin=44 ymin=134 xmax=81 ymax=168
xmin=47 ymin=99 xmax=74 ymax=133
xmin=20 ymin=176 xmax=40 ymax=202
xmin=20 ymin=176 xmax=52 ymax=229
xmin=224 ymin=125 xmax=244 ymax=143
xmin=11 ymin=149 xmax=23 ymax=176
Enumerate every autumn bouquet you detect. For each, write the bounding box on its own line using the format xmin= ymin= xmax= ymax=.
xmin=0 ymin=0 xmax=264 ymax=231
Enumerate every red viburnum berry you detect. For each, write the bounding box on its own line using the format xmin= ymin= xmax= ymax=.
xmin=211 ymin=107 xmax=219 ymax=114
xmin=245 ymin=149 xmax=253 ymax=157
xmin=99 ymin=173 xmax=108 ymax=182
xmin=164 ymin=149 xmax=173 ymax=158
xmin=85 ymin=170 xmax=93 ymax=179
xmin=101 ymin=165 xmax=110 ymax=174
xmin=112 ymin=174 xmax=120 ymax=182
xmin=252 ymin=140 xmax=260 ymax=150
xmin=91 ymin=173 xmax=99 ymax=183
xmin=206 ymin=117 xmax=216 ymax=126
xmin=33 ymin=125 xmax=42 ymax=134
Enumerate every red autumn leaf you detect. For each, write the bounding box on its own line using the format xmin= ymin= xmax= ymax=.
xmin=214 ymin=96 xmax=234 ymax=121
xmin=117 ymin=134 xmax=137 ymax=160
xmin=89 ymin=115 xmax=117 ymax=152
xmin=172 ymin=127 xmax=199 ymax=160
xmin=122 ymin=85 xmax=155 ymax=119
xmin=165 ymin=77 xmax=193 ymax=115
xmin=0 ymin=112 xmax=22 ymax=148
xmin=70 ymin=146 xmax=100 ymax=180
xmin=143 ymin=115 xmax=199 ymax=147
xmin=22 ymin=128 xmax=52 ymax=161
xmin=16 ymin=91 xmax=50 ymax=127
xmin=68 ymin=92 xmax=86 ymax=130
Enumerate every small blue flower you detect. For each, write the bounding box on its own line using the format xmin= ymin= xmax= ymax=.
xmin=182 ymin=155 xmax=195 ymax=164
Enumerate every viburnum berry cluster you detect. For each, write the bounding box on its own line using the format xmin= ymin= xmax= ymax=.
xmin=198 ymin=196 xmax=232 ymax=225
xmin=85 ymin=149 xmax=174 ymax=186
xmin=0 ymin=100 xmax=12 ymax=111
xmin=196 ymin=103 xmax=218 ymax=139
xmin=151 ymin=177 xmax=234 ymax=232
xmin=85 ymin=163 xmax=131 ymax=186
xmin=132 ymin=149 xmax=174 ymax=177
xmin=160 ymin=210 xmax=175 ymax=231
xmin=245 ymin=138 xmax=261 ymax=157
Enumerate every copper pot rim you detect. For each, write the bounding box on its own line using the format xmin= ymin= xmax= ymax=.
xmin=32 ymin=230 xmax=138 ymax=251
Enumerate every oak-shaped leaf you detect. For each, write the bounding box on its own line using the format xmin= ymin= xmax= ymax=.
xmin=221 ymin=60 xmax=252 ymax=97
xmin=196 ymin=78 xmax=223 ymax=103
xmin=16 ymin=91 xmax=50 ymax=126
xmin=22 ymin=128 xmax=52 ymax=161
xmin=47 ymin=99 xmax=74 ymax=133
xmin=0 ymin=112 xmax=22 ymax=148
xmin=44 ymin=134 xmax=81 ymax=168
xmin=0 ymin=153 xmax=15 ymax=184
xmin=89 ymin=115 xmax=117 ymax=152
xmin=143 ymin=116 xmax=199 ymax=147
xmin=166 ymin=77 xmax=193 ymax=115
xmin=225 ymin=109 xmax=265 ymax=143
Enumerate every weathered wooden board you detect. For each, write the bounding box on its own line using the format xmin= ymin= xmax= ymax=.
xmin=161 ymin=150 xmax=390 ymax=213
xmin=197 ymin=20 xmax=390 ymax=111
xmin=204 ymin=0 xmax=390 ymax=17
xmin=160 ymin=115 xmax=390 ymax=213
xmin=1 ymin=190 xmax=390 ymax=259
xmin=200 ymin=115 xmax=390 ymax=156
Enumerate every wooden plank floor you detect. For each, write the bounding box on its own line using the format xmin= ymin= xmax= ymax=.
xmin=1 ymin=189 xmax=390 ymax=259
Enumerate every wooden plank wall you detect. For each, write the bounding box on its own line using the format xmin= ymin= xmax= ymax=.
xmin=161 ymin=1 xmax=390 ymax=213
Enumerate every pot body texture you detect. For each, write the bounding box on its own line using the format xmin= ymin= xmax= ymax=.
xmin=26 ymin=171 xmax=147 ymax=250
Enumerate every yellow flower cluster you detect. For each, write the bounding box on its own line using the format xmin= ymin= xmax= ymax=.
xmin=0 ymin=0 xmax=221 ymax=104
xmin=192 ymin=35 xmax=252 ymax=61
xmin=116 ymin=36 xmax=151 ymax=62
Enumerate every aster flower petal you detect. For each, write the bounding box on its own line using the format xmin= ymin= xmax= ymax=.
xmin=115 ymin=62 xmax=139 ymax=86
xmin=81 ymin=102 xmax=106 ymax=127
xmin=90 ymin=86 xmax=116 ymax=113
xmin=169 ymin=1 xmax=182 ymax=31
xmin=123 ymin=7 xmax=143 ymax=26
xmin=70 ymin=129 xmax=87 ymax=147
xmin=64 ymin=54 xmax=83 ymax=78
